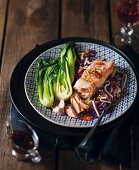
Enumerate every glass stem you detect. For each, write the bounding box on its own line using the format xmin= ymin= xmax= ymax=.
xmin=120 ymin=23 xmax=134 ymax=44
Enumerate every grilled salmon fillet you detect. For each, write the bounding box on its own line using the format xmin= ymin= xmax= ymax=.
xmin=65 ymin=105 xmax=78 ymax=118
xmin=70 ymin=92 xmax=90 ymax=114
xmin=74 ymin=60 xmax=115 ymax=99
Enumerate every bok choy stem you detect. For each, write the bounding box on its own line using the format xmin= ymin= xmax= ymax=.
xmin=36 ymin=42 xmax=76 ymax=106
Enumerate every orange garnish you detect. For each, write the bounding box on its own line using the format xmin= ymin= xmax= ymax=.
xmin=78 ymin=67 xmax=84 ymax=74
xmin=82 ymin=115 xmax=93 ymax=121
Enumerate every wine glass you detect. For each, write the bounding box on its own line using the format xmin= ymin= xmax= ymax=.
xmin=114 ymin=0 xmax=139 ymax=45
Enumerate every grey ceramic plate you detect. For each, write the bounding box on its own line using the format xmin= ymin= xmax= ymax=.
xmin=24 ymin=42 xmax=137 ymax=128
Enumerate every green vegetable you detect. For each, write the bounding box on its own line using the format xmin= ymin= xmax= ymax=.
xmin=42 ymin=65 xmax=56 ymax=106
xmin=36 ymin=58 xmax=58 ymax=107
xmin=85 ymin=99 xmax=92 ymax=105
xmin=60 ymin=42 xmax=77 ymax=83
xmin=37 ymin=58 xmax=57 ymax=69
xmin=36 ymin=42 xmax=76 ymax=106
xmin=53 ymin=53 xmax=72 ymax=101
xmin=66 ymin=43 xmax=77 ymax=83
xmin=111 ymin=67 xmax=117 ymax=77
xmin=36 ymin=67 xmax=46 ymax=102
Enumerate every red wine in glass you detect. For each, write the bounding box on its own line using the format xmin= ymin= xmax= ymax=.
xmin=116 ymin=0 xmax=139 ymax=25
xmin=114 ymin=0 xmax=139 ymax=44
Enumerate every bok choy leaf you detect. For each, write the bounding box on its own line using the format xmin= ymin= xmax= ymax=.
xmin=36 ymin=42 xmax=77 ymax=106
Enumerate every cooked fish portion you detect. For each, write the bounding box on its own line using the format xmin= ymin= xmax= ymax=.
xmin=70 ymin=93 xmax=90 ymax=114
xmin=70 ymin=93 xmax=84 ymax=114
xmin=73 ymin=79 xmax=96 ymax=99
xmin=74 ymin=60 xmax=115 ymax=99
xmin=65 ymin=105 xmax=78 ymax=118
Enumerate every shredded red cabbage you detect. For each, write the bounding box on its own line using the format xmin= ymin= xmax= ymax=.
xmin=76 ymin=50 xmax=126 ymax=121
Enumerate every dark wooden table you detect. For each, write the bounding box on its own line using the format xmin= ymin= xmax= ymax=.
xmin=0 ymin=0 xmax=139 ymax=170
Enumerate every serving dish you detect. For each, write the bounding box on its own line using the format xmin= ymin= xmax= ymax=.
xmin=10 ymin=38 xmax=139 ymax=135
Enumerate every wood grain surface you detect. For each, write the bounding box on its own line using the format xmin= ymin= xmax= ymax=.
xmin=0 ymin=0 xmax=59 ymax=169
xmin=61 ymin=0 xmax=110 ymax=42
xmin=0 ymin=0 xmax=139 ymax=170
xmin=0 ymin=0 xmax=8 ymax=66
xmin=0 ymin=0 xmax=8 ymax=50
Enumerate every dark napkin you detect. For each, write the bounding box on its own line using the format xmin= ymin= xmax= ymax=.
xmin=11 ymin=46 xmax=139 ymax=168
xmin=81 ymin=116 xmax=133 ymax=167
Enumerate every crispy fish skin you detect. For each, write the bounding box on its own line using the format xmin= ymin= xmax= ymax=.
xmin=73 ymin=60 xmax=115 ymax=99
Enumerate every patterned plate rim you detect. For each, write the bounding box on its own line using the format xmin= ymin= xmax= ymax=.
xmin=24 ymin=41 xmax=138 ymax=128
